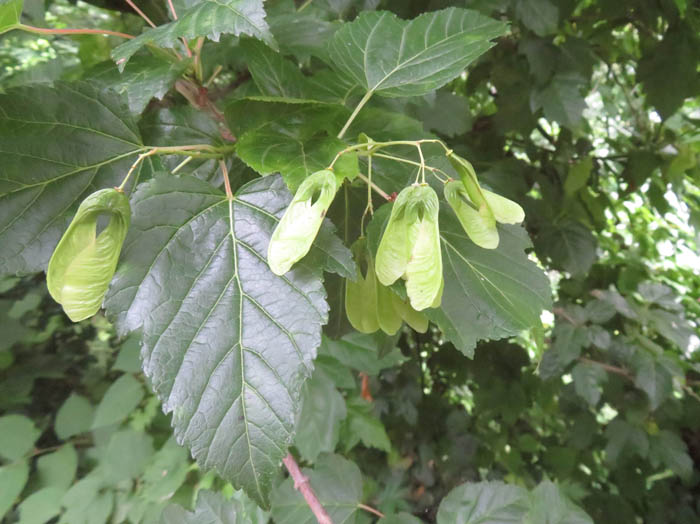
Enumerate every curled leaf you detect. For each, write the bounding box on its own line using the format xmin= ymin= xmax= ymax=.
xmin=47 ymin=188 xmax=130 ymax=322
xmin=375 ymin=185 xmax=443 ymax=311
xmin=268 ymin=169 xmax=339 ymax=275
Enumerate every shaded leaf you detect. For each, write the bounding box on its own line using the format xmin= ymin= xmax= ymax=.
xmin=0 ymin=461 xmax=29 ymax=520
xmin=92 ymin=373 xmax=144 ymax=429
xmin=0 ymin=82 xmax=143 ymax=276
xmin=112 ymin=0 xmax=276 ymax=70
xmin=160 ymin=490 xmax=244 ymax=523
xmin=525 ymin=481 xmax=593 ymax=524
xmin=341 ymin=396 xmax=391 ymax=453
xmin=55 ymin=394 xmax=94 ymax=439
xmin=89 ymin=56 xmax=188 ymax=115
xmin=271 ymin=454 xmax=362 ymax=524
xmin=437 ymin=480 xmax=529 ymax=523
xmin=429 ymin=217 xmax=551 ymax=358
xmin=294 ymin=368 xmax=347 ymax=462
xmin=0 ymin=414 xmax=40 ymax=461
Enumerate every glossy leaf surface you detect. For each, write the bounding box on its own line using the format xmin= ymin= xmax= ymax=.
xmin=104 ymin=174 xmax=331 ymax=507
xmin=326 ymin=8 xmax=507 ymax=97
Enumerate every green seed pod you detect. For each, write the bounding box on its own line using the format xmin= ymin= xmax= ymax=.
xmin=444 ymin=180 xmax=498 ymax=249
xmin=47 ymin=188 xmax=130 ymax=322
xmin=391 ymin=293 xmax=429 ymax=333
xmin=448 ymin=152 xmax=488 ymax=209
xmin=375 ymin=185 xmax=443 ymax=311
xmin=268 ymin=169 xmax=339 ymax=275
xmin=482 ymin=189 xmax=525 ymax=224
xmin=345 ymin=239 xmax=380 ymax=334
xmin=376 ymin=281 xmax=403 ymax=335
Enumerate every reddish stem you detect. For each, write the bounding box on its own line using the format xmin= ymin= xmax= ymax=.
xmin=282 ymin=454 xmax=334 ymax=524
xmin=123 ymin=0 xmax=156 ymax=27
xmin=19 ymin=25 xmax=134 ymax=39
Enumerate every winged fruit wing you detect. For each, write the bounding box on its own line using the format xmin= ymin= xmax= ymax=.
xmin=47 ymin=188 xmax=130 ymax=322
xmin=374 ymin=187 xmax=420 ymax=286
xmin=482 ymin=189 xmax=525 ymax=224
xmin=404 ymin=186 xmax=443 ymax=311
xmin=268 ymin=169 xmax=339 ymax=275
xmin=345 ymin=239 xmax=380 ymax=334
xmin=444 ymin=181 xmax=499 ymax=249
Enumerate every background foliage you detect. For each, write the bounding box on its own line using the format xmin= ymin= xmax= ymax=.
xmin=1 ymin=0 xmax=700 ymax=523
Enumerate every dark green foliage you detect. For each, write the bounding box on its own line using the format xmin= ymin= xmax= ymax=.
xmin=1 ymin=0 xmax=699 ymax=522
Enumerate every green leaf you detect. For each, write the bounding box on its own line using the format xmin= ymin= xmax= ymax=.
xmin=294 ymin=368 xmax=347 ymax=462
xmin=341 ymin=396 xmax=391 ymax=453
xmin=564 ymin=157 xmax=593 ymax=197
xmin=572 ymin=361 xmax=607 ymax=406
xmin=55 ymin=394 xmax=94 ymax=439
xmin=60 ymin=474 xmax=114 ymax=524
xmin=649 ymin=430 xmax=693 ymax=481
xmin=0 ymin=414 xmax=40 ymax=461
xmin=638 ymin=25 xmax=700 ymax=118
xmin=525 ymin=481 xmax=593 ymax=524
xmin=531 ymin=73 xmax=587 ymax=128
xmin=36 ymin=445 xmax=78 ymax=490
xmin=235 ymin=105 xmax=357 ymax=191
xmin=436 ymin=481 xmax=529 ymax=523
xmin=271 ymin=454 xmax=362 ymax=524
xmin=319 ymin=333 xmax=404 ymax=375
xmin=604 ymin=419 xmax=649 ymax=465
xmin=104 ymin=175 xmax=330 ymax=507
xmin=111 ymin=0 xmax=276 ymax=70
xmin=515 ymin=0 xmax=559 ymax=36
xmin=429 ymin=217 xmax=551 ymax=358
xmin=47 ymin=188 xmax=131 ymax=322
xmin=89 ymin=56 xmax=189 ymax=115
xmin=633 ymin=354 xmax=673 ymax=410
xmin=0 ymin=0 xmax=22 ymax=31
xmin=17 ymin=486 xmax=65 ymax=524
xmin=0 ymin=82 xmax=144 ymax=277
xmin=267 ymin=8 xmax=340 ymax=61
xmin=103 ymin=430 xmax=154 ymax=482
xmin=0 ymin=460 xmax=29 ymax=520
xmin=160 ymin=490 xmax=243 ymax=524
xmin=91 ymin=373 xmax=144 ymax=429
xmin=325 ymin=8 xmax=507 ymax=98
xmin=240 ymin=39 xmax=344 ymax=103
xmin=536 ymin=220 xmax=597 ymax=276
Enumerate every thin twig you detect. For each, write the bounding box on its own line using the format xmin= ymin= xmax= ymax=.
xmin=578 ymin=357 xmax=632 ymax=380
xmin=282 ymin=453 xmax=334 ymax=524
xmin=220 ymin=160 xmax=233 ymax=200
xmin=12 ymin=24 xmax=134 ymax=39
xmin=357 ymin=173 xmax=391 ymax=201
xmin=357 ymin=503 xmax=385 ymax=518
xmin=124 ymin=0 xmax=157 ymax=27
xmin=165 ymin=0 xmax=193 ymax=57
